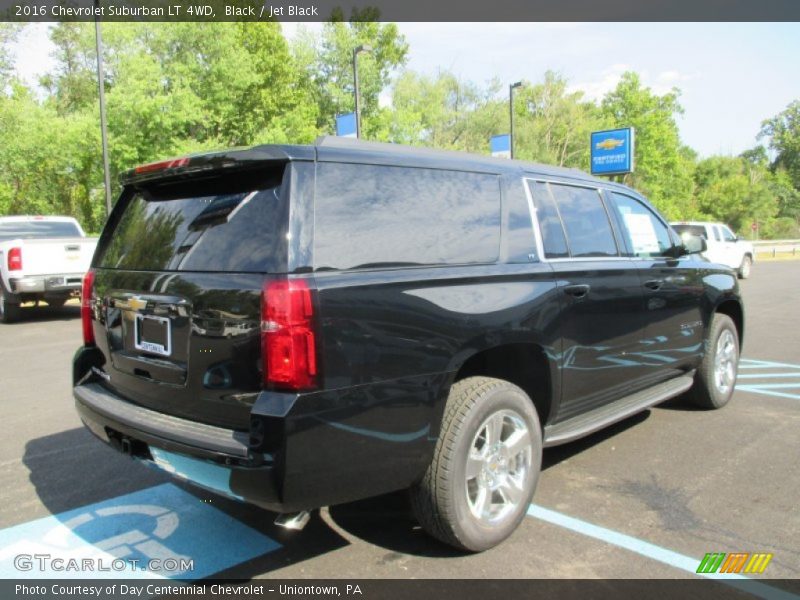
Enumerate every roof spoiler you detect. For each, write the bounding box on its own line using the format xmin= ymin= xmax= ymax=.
xmin=120 ymin=145 xmax=314 ymax=186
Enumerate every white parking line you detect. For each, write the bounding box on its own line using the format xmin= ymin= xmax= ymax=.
xmin=739 ymin=359 xmax=800 ymax=370
xmin=527 ymin=505 xmax=798 ymax=600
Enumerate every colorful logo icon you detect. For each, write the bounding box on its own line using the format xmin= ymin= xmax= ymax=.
xmin=696 ymin=552 xmax=773 ymax=574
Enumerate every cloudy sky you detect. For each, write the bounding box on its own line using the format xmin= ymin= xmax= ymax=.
xmin=12 ymin=22 xmax=800 ymax=158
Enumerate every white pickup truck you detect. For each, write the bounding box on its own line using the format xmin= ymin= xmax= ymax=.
xmin=670 ymin=221 xmax=755 ymax=279
xmin=0 ymin=216 xmax=98 ymax=323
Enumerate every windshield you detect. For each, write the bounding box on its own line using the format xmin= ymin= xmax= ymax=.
xmin=0 ymin=220 xmax=82 ymax=242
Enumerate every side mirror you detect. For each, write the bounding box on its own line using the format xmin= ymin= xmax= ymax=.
xmin=680 ymin=232 xmax=707 ymax=255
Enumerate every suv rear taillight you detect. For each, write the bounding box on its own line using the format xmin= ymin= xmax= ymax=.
xmin=7 ymin=247 xmax=22 ymax=271
xmin=81 ymin=269 xmax=96 ymax=346
xmin=261 ymin=278 xmax=318 ymax=391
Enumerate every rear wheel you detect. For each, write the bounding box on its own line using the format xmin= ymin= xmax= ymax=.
xmin=0 ymin=286 xmax=22 ymax=323
xmin=738 ymin=255 xmax=752 ymax=279
xmin=687 ymin=313 xmax=739 ymax=409
xmin=411 ymin=376 xmax=542 ymax=552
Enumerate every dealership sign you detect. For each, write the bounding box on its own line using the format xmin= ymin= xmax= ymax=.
xmin=590 ymin=128 xmax=634 ymax=176
xmin=335 ymin=113 xmax=357 ymax=138
xmin=490 ymin=134 xmax=511 ymax=159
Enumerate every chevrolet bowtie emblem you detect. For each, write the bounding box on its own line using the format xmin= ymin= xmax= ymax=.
xmin=595 ymin=138 xmax=625 ymax=150
xmin=127 ymin=296 xmax=148 ymax=311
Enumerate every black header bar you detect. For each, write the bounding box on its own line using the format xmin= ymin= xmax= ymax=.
xmin=2 ymin=0 xmax=800 ymax=22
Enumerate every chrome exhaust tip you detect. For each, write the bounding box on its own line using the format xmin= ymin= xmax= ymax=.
xmin=274 ymin=510 xmax=311 ymax=531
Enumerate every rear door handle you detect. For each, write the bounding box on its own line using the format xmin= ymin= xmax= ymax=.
xmin=563 ymin=284 xmax=590 ymax=299
xmin=644 ymin=279 xmax=664 ymax=291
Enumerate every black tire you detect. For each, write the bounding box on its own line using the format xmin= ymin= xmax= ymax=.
xmin=46 ymin=297 xmax=67 ymax=309
xmin=411 ymin=376 xmax=542 ymax=552
xmin=687 ymin=314 xmax=739 ymax=409
xmin=738 ymin=255 xmax=752 ymax=279
xmin=0 ymin=286 xmax=22 ymax=324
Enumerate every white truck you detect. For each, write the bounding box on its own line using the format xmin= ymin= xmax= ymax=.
xmin=670 ymin=221 xmax=755 ymax=279
xmin=0 ymin=216 xmax=98 ymax=323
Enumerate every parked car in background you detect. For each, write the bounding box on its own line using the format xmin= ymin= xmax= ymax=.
xmin=73 ymin=138 xmax=744 ymax=552
xmin=670 ymin=221 xmax=755 ymax=279
xmin=0 ymin=216 xmax=98 ymax=323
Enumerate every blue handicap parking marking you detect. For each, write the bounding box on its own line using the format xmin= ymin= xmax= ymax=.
xmin=0 ymin=483 xmax=280 ymax=579
xmin=736 ymin=358 xmax=800 ymax=401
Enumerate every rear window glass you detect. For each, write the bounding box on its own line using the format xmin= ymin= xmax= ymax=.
xmin=315 ymin=163 xmax=500 ymax=270
xmin=672 ymin=224 xmax=707 ymax=239
xmin=97 ymin=169 xmax=287 ymax=273
xmin=0 ymin=220 xmax=81 ymax=241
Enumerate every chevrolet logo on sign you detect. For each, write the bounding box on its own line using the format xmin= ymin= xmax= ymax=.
xmin=595 ymin=138 xmax=626 ymax=151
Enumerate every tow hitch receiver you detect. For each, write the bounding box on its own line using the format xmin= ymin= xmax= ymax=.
xmin=107 ymin=430 xmax=150 ymax=460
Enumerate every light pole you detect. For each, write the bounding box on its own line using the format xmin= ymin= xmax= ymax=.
xmin=94 ymin=0 xmax=111 ymax=216
xmin=509 ymin=81 xmax=523 ymax=159
xmin=352 ymin=44 xmax=372 ymax=139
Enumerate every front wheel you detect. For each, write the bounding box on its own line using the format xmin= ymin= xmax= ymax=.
xmin=687 ymin=313 xmax=740 ymax=409
xmin=411 ymin=377 xmax=542 ymax=552
xmin=738 ymin=255 xmax=752 ymax=279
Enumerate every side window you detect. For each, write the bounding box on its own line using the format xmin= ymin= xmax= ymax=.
xmin=314 ymin=164 xmax=501 ymax=270
xmin=505 ymin=180 xmax=538 ymax=263
xmin=610 ymin=193 xmax=673 ymax=258
xmin=712 ymin=226 xmax=722 ymax=242
xmin=548 ymin=183 xmax=618 ymax=257
xmin=721 ymin=226 xmax=737 ymax=242
xmin=529 ymin=181 xmax=569 ymax=258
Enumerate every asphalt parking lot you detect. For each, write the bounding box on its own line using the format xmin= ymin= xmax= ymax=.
xmin=0 ymin=261 xmax=798 ymax=590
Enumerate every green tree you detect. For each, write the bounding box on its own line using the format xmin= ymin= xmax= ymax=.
xmin=232 ymin=22 xmax=319 ymax=145
xmin=0 ymin=22 xmax=323 ymax=231
xmin=759 ymin=100 xmax=800 ymax=190
xmin=389 ymin=70 xmax=503 ymax=151
xmin=0 ymin=83 xmax=102 ymax=226
xmin=601 ymin=72 xmax=695 ymax=219
xmin=293 ymin=15 xmax=408 ymax=135
xmin=514 ymin=71 xmax=604 ymax=169
xmin=0 ymin=23 xmax=21 ymax=88
xmin=39 ymin=23 xmax=98 ymax=114
xmin=41 ymin=22 xmax=320 ymax=208
xmin=693 ymin=155 xmax=778 ymax=232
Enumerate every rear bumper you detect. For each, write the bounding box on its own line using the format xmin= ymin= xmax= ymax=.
xmin=10 ymin=273 xmax=84 ymax=294
xmin=73 ymin=345 xmax=450 ymax=513
xmin=73 ymin=381 xmax=285 ymax=511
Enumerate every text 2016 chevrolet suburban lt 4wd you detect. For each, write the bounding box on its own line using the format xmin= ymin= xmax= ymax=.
xmin=73 ymin=137 xmax=743 ymax=551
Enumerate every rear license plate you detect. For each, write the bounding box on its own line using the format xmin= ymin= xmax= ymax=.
xmin=134 ymin=314 xmax=171 ymax=356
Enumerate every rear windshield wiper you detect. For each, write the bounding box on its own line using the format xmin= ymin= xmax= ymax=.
xmin=187 ymin=195 xmax=245 ymax=231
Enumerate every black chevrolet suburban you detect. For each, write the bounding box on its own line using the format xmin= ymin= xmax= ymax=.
xmin=73 ymin=137 xmax=743 ymax=551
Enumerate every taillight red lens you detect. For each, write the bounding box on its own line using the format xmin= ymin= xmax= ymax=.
xmin=134 ymin=156 xmax=190 ymax=174
xmin=81 ymin=269 xmax=96 ymax=346
xmin=261 ymin=278 xmax=318 ymax=391
xmin=7 ymin=247 xmax=22 ymax=271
